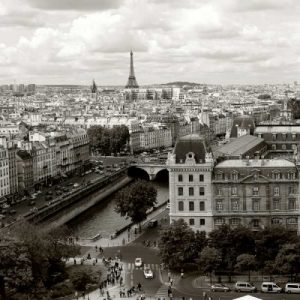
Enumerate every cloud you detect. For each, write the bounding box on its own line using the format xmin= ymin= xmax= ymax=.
xmin=25 ymin=0 xmax=124 ymax=11
xmin=0 ymin=0 xmax=299 ymax=84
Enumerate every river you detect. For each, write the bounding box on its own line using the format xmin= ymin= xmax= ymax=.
xmin=69 ymin=181 xmax=168 ymax=239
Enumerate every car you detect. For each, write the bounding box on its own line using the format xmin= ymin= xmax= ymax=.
xmin=211 ymin=284 xmax=230 ymax=292
xmin=73 ymin=183 xmax=80 ymax=188
xmin=234 ymin=282 xmax=257 ymax=293
xmin=261 ymin=282 xmax=282 ymax=293
xmin=285 ymin=283 xmax=300 ymax=293
xmin=143 ymin=268 xmax=154 ymax=279
xmin=134 ymin=258 xmax=143 ymax=268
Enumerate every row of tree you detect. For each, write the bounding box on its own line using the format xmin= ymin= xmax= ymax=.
xmin=0 ymin=224 xmax=80 ymax=299
xmin=87 ymin=125 xmax=130 ymax=155
xmin=159 ymin=220 xmax=300 ymax=281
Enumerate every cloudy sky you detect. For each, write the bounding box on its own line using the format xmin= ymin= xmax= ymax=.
xmin=0 ymin=0 xmax=299 ymax=85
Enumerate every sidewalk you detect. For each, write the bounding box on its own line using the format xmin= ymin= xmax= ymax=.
xmin=78 ymin=205 xmax=168 ymax=248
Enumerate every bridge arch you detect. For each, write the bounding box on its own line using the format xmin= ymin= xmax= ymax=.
xmin=128 ymin=166 xmax=150 ymax=180
xmin=128 ymin=165 xmax=169 ymax=181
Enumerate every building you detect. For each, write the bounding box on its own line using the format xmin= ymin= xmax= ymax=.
xmin=0 ymin=147 xmax=10 ymax=203
xmin=16 ymin=150 xmax=34 ymax=194
xmin=230 ymin=115 xmax=255 ymax=138
xmin=167 ymin=134 xmax=214 ymax=233
xmin=167 ymin=134 xmax=300 ymax=234
xmin=213 ymin=159 xmax=299 ymax=232
xmin=125 ymin=51 xmax=139 ymax=89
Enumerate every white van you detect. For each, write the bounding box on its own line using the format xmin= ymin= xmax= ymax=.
xmin=285 ymin=283 xmax=300 ymax=294
xmin=234 ymin=282 xmax=257 ymax=293
xmin=261 ymin=282 xmax=282 ymax=293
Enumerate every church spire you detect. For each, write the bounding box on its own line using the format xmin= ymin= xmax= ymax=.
xmin=125 ymin=51 xmax=139 ymax=88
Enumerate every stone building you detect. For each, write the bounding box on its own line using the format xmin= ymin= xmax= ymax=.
xmin=167 ymin=134 xmax=300 ymax=234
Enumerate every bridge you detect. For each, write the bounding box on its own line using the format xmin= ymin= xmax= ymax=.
xmin=129 ymin=162 xmax=168 ymax=180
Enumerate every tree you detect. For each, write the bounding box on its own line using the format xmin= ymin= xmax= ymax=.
xmin=14 ymin=223 xmax=80 ymax=288
xmin=255 ymin=226 xmax=299 ymax=268
xmin=158 ymin=219 xmax=207 ymax=270
xmin=235 ymin=254 xmax=256 ymax=282
xmin=274 ymin=243 xmax=300 ymax=281
xmin=70 ymin=270 xmax=92 ymax=292
xmin=197 ymin=247 xmax=221 ymax=284
xmin=115 ymin=180 xmax=157 ymax=225
xmin=209 ymin=225 xmax=255 ymax=282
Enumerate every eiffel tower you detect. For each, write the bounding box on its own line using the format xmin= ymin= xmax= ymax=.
xmin=125 ymin=51 xmax=139 ymax=88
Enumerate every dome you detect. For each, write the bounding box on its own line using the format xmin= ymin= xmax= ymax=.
xmin=230 ymin=115 xmax=255 ymax=138
xmin=173 ymin=134 xmax=210 ymax=163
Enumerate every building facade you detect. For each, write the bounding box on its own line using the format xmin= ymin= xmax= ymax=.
xmin=167 ymin=134 xmax=300 ymax=234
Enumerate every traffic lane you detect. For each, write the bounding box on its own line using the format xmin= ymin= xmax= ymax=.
xmin=102 ymin=245 xmax=160 ymax=265
xmin=206 ymin=291 xmax=300 ymax=300
xmin=132 ymin=268 xmax=161 ymax=296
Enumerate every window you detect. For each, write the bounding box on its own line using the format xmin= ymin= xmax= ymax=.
xmin=272 ymin=144 xmax=276 ymax=150
xmin=282 ymin=133 xmax=286 ymax=140
xmin=178 ymin=201 xmax=184 ymax=211
xmin=292 ymin=134 xmax=296 ymax=141
xmin=217 ymin=188 xmax=222 ymax=196
xmin=287 ymin=217 xmax=298 ymax=224
xmin=189 ymin=218 xmax=195 ymax=226
xmin=189 ymin=187 xmax=194 ymax=196
xmin=178 ymin=174 xmax=183 ymax=182
xmin=274 ymin=187 xmax=280 ymax=196
xmin=232 ymin=172 xmax=238 ymax=181
xmin=215 ymin=218 xmax=224 ymax=226
xmin=273 ymin=199 xmax=280 ymax=210
xmin=216 ymin=200 xmax=223 ymax=211
xmin=282 ymin=144 xmax=286 ymax=150
xmin=178 ymin=187 xmax=183 ymax=196
xmin=230 ymin=218 xmax=240 ymax=226
xmin=199 ymin=187 xmax=205 ymax=196
xmin=216 ymin=173 xmax=223 ymax=180
xmin=272 ymin=218 xmax=282 ymax=225
xmin=200 ymin=201 xmax=205 ymax=211
xmin=273 ymin=172 xmax=281 ymax=180
xmin=189 ymin=201 xmax=194 ymax=211
xmin=252 ymin=199 xmax=260 ymax=211
xmin=231 ymin=187 xmax=237 ymax=195
xmin=288 ymin=199 xmax=296 ymax=210
xmin=289 ymin=186 xmax=295 ymax=195
xmin=288 ymin=172 xmax=296 ymax=180
xmin=189 ymin=174 xmax=193 ymax=182
xmin=199 ymin=174 xmax=204 ymax=182
xmin=272 ymin=134 xmax=276 ymax=141
xmin=252 ymin=187 xmax=259 ymax=196
xmin=200 ymin=219 xmax=205 ymax=226
xmin=252 ymin=219 xmax=260 ymax=228
xmin=231 ymin=199 xmax=239 ymax=211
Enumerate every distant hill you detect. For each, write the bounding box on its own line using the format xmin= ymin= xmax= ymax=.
xmin=161 ymin=81 xmax=202 ymax=87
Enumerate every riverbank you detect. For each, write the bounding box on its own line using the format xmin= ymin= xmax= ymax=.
xmin=43 ymin=176 xmax=134 ymax=230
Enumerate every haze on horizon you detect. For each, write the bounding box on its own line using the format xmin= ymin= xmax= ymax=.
xmin=0 ymin=0 xmax=299 ymax=86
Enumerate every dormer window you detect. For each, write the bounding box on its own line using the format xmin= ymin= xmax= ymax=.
xmin=232 ymin=172 xmax=238 ymax=181
xmin=272 ymin=134 xmax=276 ymax=141
xmin=282 ymin=133 xmax=286 ymax=140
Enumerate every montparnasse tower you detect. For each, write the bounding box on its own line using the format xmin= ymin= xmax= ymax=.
xmin=125 ymin=51 xmax=139 ymax=89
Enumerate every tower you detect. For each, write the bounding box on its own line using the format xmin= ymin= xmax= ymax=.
xmin=125 ymin=51 xmax=139 ymax=89
xmin=91 ymin=79 xmax=97 ymax=99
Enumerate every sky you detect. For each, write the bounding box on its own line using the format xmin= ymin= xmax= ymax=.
xmin=0 ymin=0 xmax=299 ymax=85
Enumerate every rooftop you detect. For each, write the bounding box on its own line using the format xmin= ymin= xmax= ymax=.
xmin=215 ymin=158 xmax=296 ymax=169
xmin=215 ymin=135 xmax=264 ymax=157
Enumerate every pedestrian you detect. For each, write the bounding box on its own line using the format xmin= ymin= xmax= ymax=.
xmin=137 ymin=282 xmax=142 ymax=291
xmin=167 ymin=271 xmax=171 ymax=281
xmin=181 ymin=271 xmax=184 ymax=279
xmin=120 ymin=276 xmax=123 ymax=286
xmin=170 ymin=278 xmax=173 ymax=286
xmin=119 ymin=290 xmax=122 ymax=298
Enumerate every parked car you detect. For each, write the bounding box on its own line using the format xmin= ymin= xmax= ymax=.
xmin=143 ymin=268 xmax=153 ymax=279
xmin=285 ymin=283 xmax=300 ymax=294
xmin=73 ymin=183 xmax=80 ymax=188
xmin=211 ymin=284 xmax=230 ymax=292
xmin=134 ymin=258 xmax=143 ymax=268
xmin=234 ymin=282 xmax=257 ymax=293
xmin=261 ymin=282 xmax=282 ymax=293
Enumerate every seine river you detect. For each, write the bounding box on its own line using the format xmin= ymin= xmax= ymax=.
xmin=69 ymin=181 xmax=168 ymax=239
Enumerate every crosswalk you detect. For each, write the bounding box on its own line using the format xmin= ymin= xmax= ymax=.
xmin=154 ymin=284 xmax=170 ymax=299
xmin=125 ymin=262 xmax=160 ymax=271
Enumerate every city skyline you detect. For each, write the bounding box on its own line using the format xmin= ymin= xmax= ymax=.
xmin=0 ymin=0 xmax=300 ymax=85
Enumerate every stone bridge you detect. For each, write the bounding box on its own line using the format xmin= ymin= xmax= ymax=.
xmin=128 ymin=163 xmax=168 ymax=180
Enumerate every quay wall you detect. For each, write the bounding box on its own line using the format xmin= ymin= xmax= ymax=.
xmin=42 ymin=176 xmax=133 ymax=229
